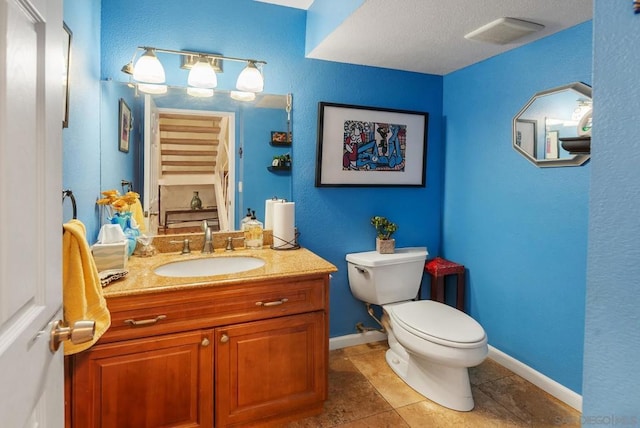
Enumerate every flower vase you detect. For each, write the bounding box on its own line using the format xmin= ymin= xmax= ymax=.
xmin=376 ymin=238 xmax=395 ymax=254
xmin=110 ymin=211 xmax=139 ymax=256
xmin=191 ymin=191 xmax=202 ymax=210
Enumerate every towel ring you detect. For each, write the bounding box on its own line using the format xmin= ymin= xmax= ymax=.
xmin=62 ymin=189 xmax=77 ymax=219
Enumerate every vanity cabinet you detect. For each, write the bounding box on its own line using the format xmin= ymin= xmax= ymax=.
xmin=66 ymin=274 xmax=330 ymax=428
xmin=215 ymin=312 xmax=325 ymax=427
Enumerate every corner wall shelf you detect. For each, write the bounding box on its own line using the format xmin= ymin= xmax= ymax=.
xmin=559 ymin=136 xmax=591 ymax=154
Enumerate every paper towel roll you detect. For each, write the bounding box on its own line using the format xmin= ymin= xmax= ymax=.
xmin=265 ymin=198 xmax=285 ymax=230
xmin=272 ymin=202 xmax=296 ymax=249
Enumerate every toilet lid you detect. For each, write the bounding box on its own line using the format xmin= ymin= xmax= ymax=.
xmin=386 ymin=300 xmax=486 ymax=345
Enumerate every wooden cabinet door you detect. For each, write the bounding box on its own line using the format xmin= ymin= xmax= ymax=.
xmin=215 ymin=312 xmax=327 ymax=427
xmin=71 ymin=330 xmax=214 ymax=428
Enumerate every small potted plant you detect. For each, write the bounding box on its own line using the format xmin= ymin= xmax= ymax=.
xmin=371 ymin=216 xmax=398 ymax=254
xmin=272 ymin=153 xmax=292 ymax=168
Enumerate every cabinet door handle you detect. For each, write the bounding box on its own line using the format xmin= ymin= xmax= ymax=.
xmin=220 ymin=334 xmax=229 ymax=343
xmin=255 ymin=298 xmax=289 ymax=307
xmin=201 ymin=337 xmax=210 ymax=347
xmin=124 ymin=315 xmax=167 ymax=327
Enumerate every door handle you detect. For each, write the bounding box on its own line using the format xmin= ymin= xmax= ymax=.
xmin=49 ymin=319 xmax=95 ymax=353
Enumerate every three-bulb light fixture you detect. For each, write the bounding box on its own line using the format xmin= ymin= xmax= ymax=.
xmin=121 ymin=46 xmax=266 ymax=101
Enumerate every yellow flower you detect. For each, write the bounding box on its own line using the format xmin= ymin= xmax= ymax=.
xmin=97 ymin=189 xmax=140 ymax=213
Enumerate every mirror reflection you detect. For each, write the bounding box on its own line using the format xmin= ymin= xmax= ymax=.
xmin=513 ymin=82 xmax=591 ymax=167
xmin=100 ymin=81 xmax=292 ymax=235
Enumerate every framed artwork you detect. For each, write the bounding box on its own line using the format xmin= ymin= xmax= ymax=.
xmin=515 ymin=119 xmax=537 ymax=157
xmin=62 ymin=22 xmax=72 ymax=128
xmin=315 ymin=102 xmax=428 ymax=187
xmin=270 ymin=131 xmax=291 ymax=145
xmin=118 ymin=98 xmax=132 ymax=153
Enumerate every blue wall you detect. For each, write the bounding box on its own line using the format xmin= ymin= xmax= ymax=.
xmin=64 ymin=0 xmax=638 ymax=406
xmin=443 ymin=23 xmax=592 ymax=394
xmin=62 ymin=0 xmax=101 ymax=233
xmin=99 ymin=0 xmax=445 ymax=340
xmin=583 ymin=1 xmax=640 ymax=414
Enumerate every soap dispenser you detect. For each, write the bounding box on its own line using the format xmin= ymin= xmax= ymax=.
xmin=240 ymin=208 xmax=252 ymax=231
xmin=244 ymin=210 xmax=263 ymax=249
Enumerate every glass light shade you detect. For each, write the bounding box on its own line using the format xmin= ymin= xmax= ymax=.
xmin=133 ymin=49 xmax=165 ymax=83
xmin=236 ymin=62 xmax=264 ymax=93
xmin=138 ymin=83 xmax=167 ymax=94
xmin=188 ymin=59 xmax=217 ymax=88
xmin=187 ymin=87 xmax=214 ymax=98
xmin=230 ymin=91 xmax=256 ymax=102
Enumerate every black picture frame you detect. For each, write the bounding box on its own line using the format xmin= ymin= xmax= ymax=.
xmin=118 ymin=98 xmax=132 ymax=153
xmin=62 ymin=22 xmax=72 ymax=128
xmin=515 ymin=119 xmax=537 ymax=158
xmin=315 ymin=102 xmax=428 ymax=187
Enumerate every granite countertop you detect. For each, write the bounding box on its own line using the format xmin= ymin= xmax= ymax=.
xmin=102 ymin=246 xmax=338 ymax=298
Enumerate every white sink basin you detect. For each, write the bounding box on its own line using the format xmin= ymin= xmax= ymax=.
xmin=154 ymin=256 xmax=265 ymax=277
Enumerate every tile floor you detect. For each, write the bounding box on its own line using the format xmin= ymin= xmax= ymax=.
xmin=285 ymin=341 xmax=581 ymax=427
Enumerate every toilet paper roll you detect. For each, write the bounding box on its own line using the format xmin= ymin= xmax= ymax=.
xmin=272 ymin=202 xmax=295 ymax=249
xmin=264 ymin=198 xmax=285 ymax=230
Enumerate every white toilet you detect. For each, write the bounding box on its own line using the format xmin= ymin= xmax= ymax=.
xmin=346 ymin=247 xmax=488 ymax=411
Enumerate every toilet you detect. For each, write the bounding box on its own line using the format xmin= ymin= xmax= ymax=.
xmin=346 ymin=247 xmax=488 ymax=412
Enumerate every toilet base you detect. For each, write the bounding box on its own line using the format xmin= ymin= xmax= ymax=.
xmin=385 ymin=347 xmax=475 ymax=412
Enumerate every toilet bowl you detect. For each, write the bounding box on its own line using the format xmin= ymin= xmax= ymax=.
xmin=346 ymin=247 xmax=488 ymax=411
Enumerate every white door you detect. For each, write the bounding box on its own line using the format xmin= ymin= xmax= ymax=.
xmin=0 ymin=0 xmax=65 ymax=426
xmin=143 ymin=94 xmax=160 ymax=233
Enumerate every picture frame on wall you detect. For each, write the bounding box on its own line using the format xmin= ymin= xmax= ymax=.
xmin=315 ymin=102 xmax=428 ymax=187
xmin=515 ymin=119 xmax=537 ymax=158
xmin=118 ymin=98 xmax=132 ymax=153
xmin=62 ymin=22 xmax=72 ymax=128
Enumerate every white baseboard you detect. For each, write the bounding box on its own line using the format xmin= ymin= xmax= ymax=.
xmin=488 ymin=345 xmax=582 ymax=412
xmin=329 ymin=331 xmax=387 ymax=351
xmin=328 ymin=333 xmax=582 ymax=412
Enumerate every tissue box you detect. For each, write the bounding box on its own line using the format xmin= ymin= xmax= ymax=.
xmin=92 ymin=242 xmax=128 ymax=272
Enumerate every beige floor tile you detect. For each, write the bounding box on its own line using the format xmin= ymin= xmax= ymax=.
xmin=286 ymin=345 xmax=582 ymax=428
xmin=478 ymin=375 xmax=581 ymax=427
xmin=396 ymin=387 xmax=528 ymax=428
xmin=339 ymin=340 xmax=388 ymax=358
xmin=348 ymin=348 xmax=425 ymax=408
xmin=470 ymin=358 xmax=515 ymax=386
xmin=284 ymin=354 xmax=392 ymax=427
xmin=336 ymin=410 xmax=410 ymax=427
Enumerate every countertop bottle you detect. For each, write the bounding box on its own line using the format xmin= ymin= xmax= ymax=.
xmin=244 ymin=211 xmax=263 ymax=249
xmin=240 ymin=208 xmax=252 ymax=231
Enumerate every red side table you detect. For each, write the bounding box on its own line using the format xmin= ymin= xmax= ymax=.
xmin=425 ymin=257 xmax=466 ymax=312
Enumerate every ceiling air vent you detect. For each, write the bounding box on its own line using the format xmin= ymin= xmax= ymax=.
xmin=465 ymin=17 xmax=544 ymax=45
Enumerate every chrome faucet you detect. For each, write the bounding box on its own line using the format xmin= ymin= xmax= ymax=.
xmin=201 ymin=220 xmax=214 ymax=253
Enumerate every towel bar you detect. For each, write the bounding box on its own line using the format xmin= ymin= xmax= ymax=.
xmin=62 ymin=189 xmax=77 ymax=219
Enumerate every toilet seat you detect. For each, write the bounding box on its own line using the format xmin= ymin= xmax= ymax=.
xmin=385 ymin=300 xmax=486 ymax=348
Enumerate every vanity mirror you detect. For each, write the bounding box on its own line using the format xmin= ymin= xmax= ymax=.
xmin=100 ymin=81 xmax=292 ymax=234
xmin=513 ymin=82 xmax=591 ymax=167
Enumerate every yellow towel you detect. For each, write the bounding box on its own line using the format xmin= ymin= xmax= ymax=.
xmin=130 ymin=198 xmax=146 ymax=233
xmin=62 ymin=219 xmax=111 ymax=355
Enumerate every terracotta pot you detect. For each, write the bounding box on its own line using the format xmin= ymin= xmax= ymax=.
xmin=376 ymin=238 xmax=395 ymax=254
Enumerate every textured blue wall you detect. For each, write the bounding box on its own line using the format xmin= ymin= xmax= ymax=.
xmin=100 ymin=0 xmax=445 ymax=339
xmin=62 ymin=0 xmax=101 ymax=235
xmin=63 ymin=0 xmax=622 ymax=403
xmin=583 ymin=1 xmax=640 ymax=414
xmin=443 ymin=23 xmax=592 ymax=394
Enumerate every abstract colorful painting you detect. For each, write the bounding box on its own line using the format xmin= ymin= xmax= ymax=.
xmin=316 ymin=102 xmax=428 ymax=187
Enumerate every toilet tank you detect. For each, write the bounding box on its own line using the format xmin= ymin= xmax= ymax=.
xmin=346 ymin=247 xmax=428 ymax=305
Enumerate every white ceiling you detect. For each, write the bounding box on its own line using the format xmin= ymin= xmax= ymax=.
xmin=257 ymin=0 xmax=593 ymax=75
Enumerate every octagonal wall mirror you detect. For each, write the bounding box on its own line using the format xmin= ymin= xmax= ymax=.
xmin=513 ymin=82 xmax=592 ymax=167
